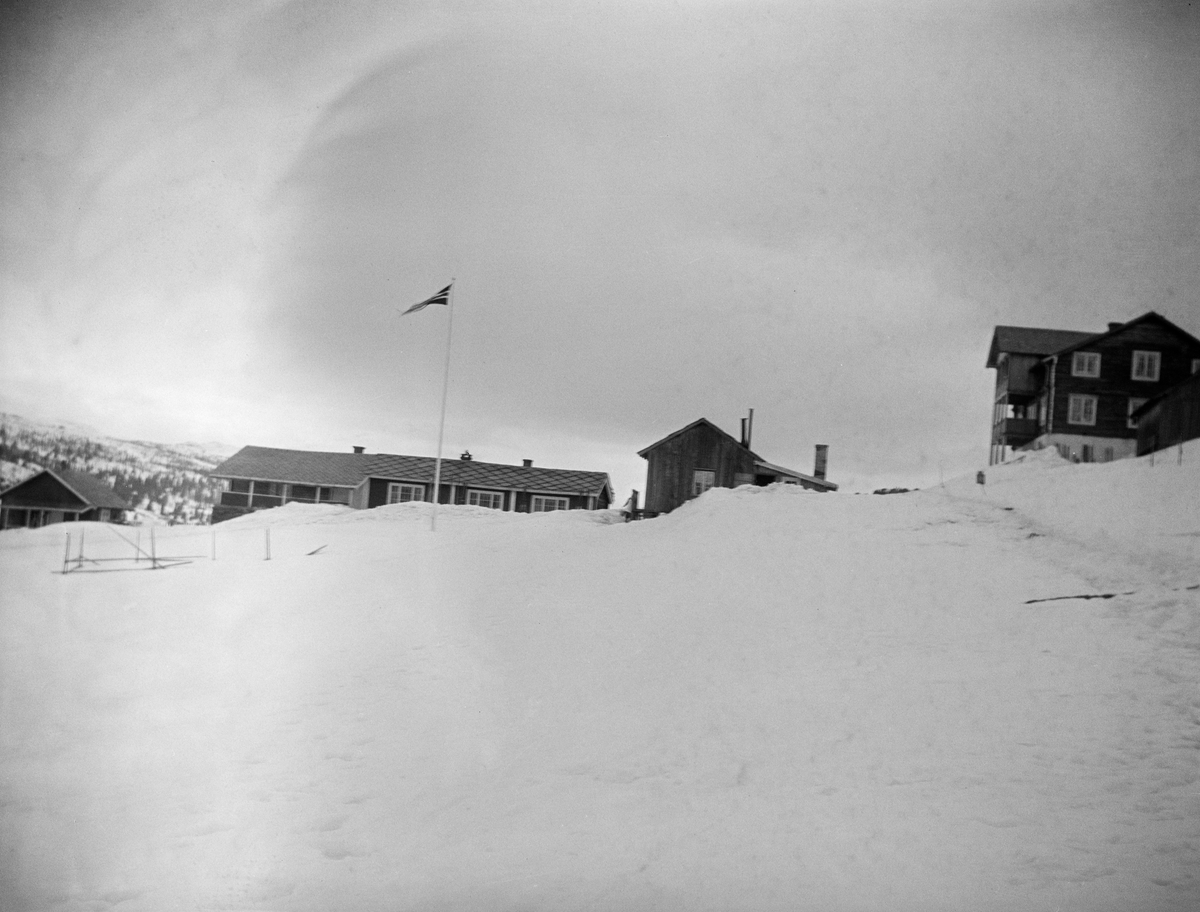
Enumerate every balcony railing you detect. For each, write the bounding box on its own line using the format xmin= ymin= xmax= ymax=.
xmin=992 ymin=417 xmax=1039 ymax=443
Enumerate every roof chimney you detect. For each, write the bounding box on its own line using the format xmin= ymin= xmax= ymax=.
xmin=1107 ymin=322 xmax=1124 ymax=332
xmin=740 ymin=408 xmax=754 ymax=448
xmin=522 ymin=459 xmax=533 ymax=468
xmin=813 ymin=444 xmax=828 ymax=480
xmin=352 ymin=446 xmax=365 ymax=454
xmin=460 ymin=450 xmax=473 ymax=461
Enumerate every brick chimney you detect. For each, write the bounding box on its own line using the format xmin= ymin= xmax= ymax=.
xmin=740 ymin=408 xmax=754 ymax=448
xmin=523 ymin=459 xmax=533 ymax=468
xmin=352 ymin=446 xmax=365 ymax=454
xmin=1107 ymin=322 xmax=1124 ymax=332
xmin=813 ymin=445 xmax=828 ymax=480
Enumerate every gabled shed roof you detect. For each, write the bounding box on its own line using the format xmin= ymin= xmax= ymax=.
xmin=0 ymin=467 xmax=131 ymax=510
xmin=1043 ymin=311 xmax=1200 ymax=361
xmin=636 ymin=418 xmax=760 ymax=460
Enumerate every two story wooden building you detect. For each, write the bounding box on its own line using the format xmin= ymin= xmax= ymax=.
xmin=208 ymin=446 xmax=613 ymax=524
xmin=987 ymin=311 xmax=1200 ymax=465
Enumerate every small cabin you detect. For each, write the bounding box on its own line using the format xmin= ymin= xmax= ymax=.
xmin=0 ymin=467 xmax=131 ymax=529
xmin=638 ymin=416 xmax=836 ymax=516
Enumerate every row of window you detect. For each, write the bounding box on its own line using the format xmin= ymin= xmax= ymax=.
xmin=1072 ymin=351 xmax=1200 ymax=381
xmin=385 ymin=483 xmax=570 ymax=512
xmin=1067 ymin=394 xmax=1147 ymax=428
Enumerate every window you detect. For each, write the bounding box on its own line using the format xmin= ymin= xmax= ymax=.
xmin=229 ymin=478 xmax=250 ymax=494
xmin=1127 ymin=397 xmax=1147 ymax=429
xmin=387 ymin=483 xmax=424 ymax=504
xmin=468 ymin=490 xmax=505 ymax=510
xmin=1067 ymin=394 xmax=1097 ymax=426
xmin=1131 ymin=350 xmax=1160 ymax=381
xmin=1072 ymin=352 xmax=1100 ymax=377
xmin=1081 ymin=444 xmax=1093 ymax=464
xmin=321 ymin=487 xmax=351 ymax=504
xmin=1103 ymin=447 xmax=1114 ymax=463
xmin=1192 ymin=359 xmax=1200 ymax=375
xmin=692 ymin=469 xmax=716 ymax=497
xmin=532 ymin=495 xmax=569 ymax=512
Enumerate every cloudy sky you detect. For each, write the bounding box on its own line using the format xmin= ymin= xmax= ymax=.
xmin=2 ymin=0 xmax=1198 ymax=498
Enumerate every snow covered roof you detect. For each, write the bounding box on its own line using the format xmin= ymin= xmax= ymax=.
xmin=754 ymin=459 xmax=838 ymax=491
xmin=210 ymin=446 xmax=613 ymax=499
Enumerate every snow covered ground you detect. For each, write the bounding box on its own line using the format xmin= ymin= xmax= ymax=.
xmin=1 ymin=444 xmax=1198 ymax=912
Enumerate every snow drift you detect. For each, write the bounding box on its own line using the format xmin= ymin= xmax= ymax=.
xmin=1 ymin=444 xmax=1198 ymax=912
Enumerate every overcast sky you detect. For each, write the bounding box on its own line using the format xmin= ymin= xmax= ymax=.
xmin=2 ymin=0 xmax=1198 ymax=498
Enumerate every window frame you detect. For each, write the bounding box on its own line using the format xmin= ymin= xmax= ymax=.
xmin=1131 ymin=350 xmax=1161 ymax=382
xmin=1071 ymin=351 xmax=1101 ymax=378
xmin=692 ymin=469 xmax=716 ymax=497
xmin=387 ymin=482 xmax=425 ymax=504
xmin=467 ymin=489 xmax=505 ymax=510
xmin=531 ymin=495 xmax=570 ymax=513
xmin=1067 ymin=393 xmax=1097 ymax=426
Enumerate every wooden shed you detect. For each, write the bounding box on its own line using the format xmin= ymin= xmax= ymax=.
xmin=0 ymin=467 xmax=131 ymax=529
xmin=638 ymin=417 xmax=836 ymax=516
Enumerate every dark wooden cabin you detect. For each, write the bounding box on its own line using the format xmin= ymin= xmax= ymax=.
xmin=638 ymin=417 xmax=836 ymax=516
xmin=0 ymin=467 xmax=131 ymax=529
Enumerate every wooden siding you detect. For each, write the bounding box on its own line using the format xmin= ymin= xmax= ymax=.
xmin=1136 ymin=373 xmax=1200 ymax=455
xmin=996 ymin=353 xmax=1042 ymax=397
xmin=0 ymin=472 xmax=88 ymax=510
xmin=1051 ymin=323 xmax=1200 ymax=440
xmin=643 ymin=422 xmax=756 ymax=514
xmin=367 ymin=478 xmax=603 ymax=512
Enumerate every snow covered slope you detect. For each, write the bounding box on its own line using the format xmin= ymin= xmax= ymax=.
xmin=1 ymin=445 xmax=1198 ymax=912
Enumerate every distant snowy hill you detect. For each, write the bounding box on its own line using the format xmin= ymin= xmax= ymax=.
xmin=0 ymin=412 xmax=236 ymax=523
xmin=1 ymin=444 xmax=1197 ymax=910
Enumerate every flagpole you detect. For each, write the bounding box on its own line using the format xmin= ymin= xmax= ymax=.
xmin=430 ymin=279 xmax=455 ymax=532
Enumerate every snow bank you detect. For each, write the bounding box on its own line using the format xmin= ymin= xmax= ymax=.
xmin=1 ymin=449 xmax=1198 ymax=912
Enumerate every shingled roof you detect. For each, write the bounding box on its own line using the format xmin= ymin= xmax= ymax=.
xmin=985 ymin=326 xmax=1097 ymax=368
xmin=209 ymin=446 xmax=372 ymax=486
xmin=211 ymin=446 xmax=612 ymax=499
xmin=0 ymin=467 xmax=131 ymax=510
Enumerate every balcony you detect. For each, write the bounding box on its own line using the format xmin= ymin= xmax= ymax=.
xmin=992 ymin=417 xmax=1039 ymax=445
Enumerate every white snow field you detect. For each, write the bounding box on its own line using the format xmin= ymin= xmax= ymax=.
xmin=2 ymin=445 xmax=1198 ymax=912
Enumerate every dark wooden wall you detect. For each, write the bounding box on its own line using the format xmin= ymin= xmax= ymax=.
xmin=643 ymin=423 xmax=756 ymax=514
xmin=1052 ymin=323 xmax=1200 ymax=439
xmin=0 ymin=473 xmax=87 ymax=510
xmin=367 ymin=478 xmax=604 ymax=511
xmin=1137 ymin=373 xmax=1200 ymax=455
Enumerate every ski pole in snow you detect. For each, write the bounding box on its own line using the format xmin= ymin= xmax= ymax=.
xmin=265 ymin=527 xmax=271 ymax=561
xmin=62 ymin=532 xmax=70 ymax=574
